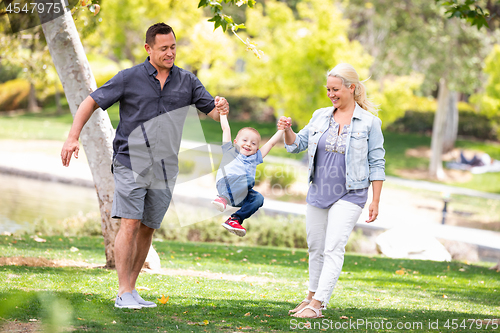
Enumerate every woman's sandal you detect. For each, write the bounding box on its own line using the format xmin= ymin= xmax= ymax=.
xmin=288 ymin=298 xmax=311 ymax=315
xmin=292 ymin=305 xmax=324 ymax=318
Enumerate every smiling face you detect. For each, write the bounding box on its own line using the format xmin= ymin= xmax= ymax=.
xmin=326 ymin=76 xmax=355 ymax=110
xmin=234 ymin=128 xmax=261 ymax=156
xmin=145 ymin=32 xmax=176 ymax=72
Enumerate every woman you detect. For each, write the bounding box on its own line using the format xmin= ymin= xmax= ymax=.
xmin=278 ymin=63 xmax=385 ymax=318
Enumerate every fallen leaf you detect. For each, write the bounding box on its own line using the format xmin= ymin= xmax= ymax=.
xmin=459 ymin=268 xmax=466 ymax=272
xmin=442 ymin=295 xmax=448 ymax=299
xmin=136 ymin=286 xmax=151 ymax=291
xmin=375 ymin=298 xmax=381 ymax=301
xmin=264 ymin=314 xmax=271 ymax=317
xmin=340 ymin=316 xmax=349 ymax=319
xmin=29 ymin=319 xmax=37 ymax=322
xmin=34 ymin=236 xmax=46 ymax=243
xmin=157 ymin=295 xmax=169 ymax=304
xmin=70 ymin=246 xmax=79 ymax=252
xmin=300 ymin=258 xmax=307 ymax=262
xmin=244 ymin=312 xmax=251 ymax=316
xmin=395 ymin=270 xmax=405 ymax=275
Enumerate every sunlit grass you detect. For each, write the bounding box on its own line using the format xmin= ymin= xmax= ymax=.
xmin=0 ymin=236 xmax=499 ymax=332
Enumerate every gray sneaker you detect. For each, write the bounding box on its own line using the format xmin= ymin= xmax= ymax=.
xmin=132 ymin=290 xmax=157 ymax=308
xmin=115 ymin=292 xmax=142 ymax=309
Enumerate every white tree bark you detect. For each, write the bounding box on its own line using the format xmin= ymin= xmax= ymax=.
xmin=443 ymin=91 xmax=459 ymax=153
xmin=41 ymin=6 xmax=119 ymax=267
xmin=429 ymin=78 xmax=448 ymax=180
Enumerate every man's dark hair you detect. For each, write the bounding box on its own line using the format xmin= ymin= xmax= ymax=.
xmin=146 ymin=23 xmax=176 ymax=46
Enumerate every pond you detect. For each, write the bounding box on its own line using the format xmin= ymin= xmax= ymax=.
xmin=0 ymin=174 xmax=100 ymax=234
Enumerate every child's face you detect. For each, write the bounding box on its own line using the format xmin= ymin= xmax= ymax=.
xmin=234 ymin=130 xmax=260 ymax=156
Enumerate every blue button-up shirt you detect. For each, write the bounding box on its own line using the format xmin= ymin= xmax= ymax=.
xmin=90 ymin=57 xmax=215 ymax=171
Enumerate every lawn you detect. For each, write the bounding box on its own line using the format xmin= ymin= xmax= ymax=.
xmin=1 ymin=236 xmax=499 ymax=332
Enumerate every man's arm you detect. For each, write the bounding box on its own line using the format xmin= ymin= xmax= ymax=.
xmin=61 ymin=96 xmax=100 ymax=167
xmin=206 ymin=96 xmax=229 ymax=121
xmin=220 ymin=114 xmax=232 ymax=143
xmin=260 ymin=130 xmax=285 ymax=158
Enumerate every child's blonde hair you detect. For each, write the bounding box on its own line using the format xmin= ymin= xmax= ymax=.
xmin=236 ymin=127 xmax=261 ymax=143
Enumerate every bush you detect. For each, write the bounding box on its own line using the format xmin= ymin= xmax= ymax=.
xmin=255 ymin=164 xmax=296 ymax=188
xmin=0 ymin=78 xmax=30 ymax=111
xmin=387 ymin=107 xmax=499 ymax=141
xmin=178 ymin=159 xmax=195 ymax=174
xmin=26 ymin=210 xmax=367 ymax=253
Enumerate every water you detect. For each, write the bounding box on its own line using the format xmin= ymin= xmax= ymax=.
xmin=0 ymin=174 xmax=99 ymax=234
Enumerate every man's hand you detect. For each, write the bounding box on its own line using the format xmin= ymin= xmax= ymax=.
xmin=215 ymin=96 xmax=229 ymax=116
xmin=277 ymin=116 xmax=292 ymax=130
xmin=61 ymin=138 xmax=80 ymax=167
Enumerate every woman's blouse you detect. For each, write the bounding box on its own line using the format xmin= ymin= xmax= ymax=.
xmin=306 ymin=116 xmax=368 ymax=209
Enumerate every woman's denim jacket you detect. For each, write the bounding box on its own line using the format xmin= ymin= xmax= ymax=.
xmin=285 ymin=103 xmax=385 ymax=190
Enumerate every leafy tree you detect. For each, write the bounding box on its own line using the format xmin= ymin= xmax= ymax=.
xmin=345 ymin=0 xmax=489 ymax=179
xmin=240 ymin=0 xmax=372 ymax=127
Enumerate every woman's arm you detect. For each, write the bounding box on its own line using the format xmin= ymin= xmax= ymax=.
xmin=277 ymin=116 xmax=310 ymax=154
xmin=366 ymin=180 xmax=382 ymax=222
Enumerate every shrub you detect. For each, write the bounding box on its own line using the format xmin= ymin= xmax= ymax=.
xmin=178 ymin=159 xmax=195 ymax=174
xmin=255 ymin=164 xmax=296 ymax=188
xmin=386 ymin=107 xmax=499 ymax=141
xmin=0 ymin=78 xmax=30 ymax=111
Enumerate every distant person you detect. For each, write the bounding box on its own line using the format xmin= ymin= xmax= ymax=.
xmin=61 ymin=23 xmax=229 ymax=309
xmin=211 ymin=114 xmax=285 ymax=237
xmin=278 ymin=63 xmax=385 ymax=318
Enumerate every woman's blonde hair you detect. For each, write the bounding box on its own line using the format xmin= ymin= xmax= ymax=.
xmin=327 ymin=63 xmax=378 ymax=115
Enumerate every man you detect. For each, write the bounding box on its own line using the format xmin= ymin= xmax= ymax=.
xmin=61 ymin=23 xmax=229 ymax=309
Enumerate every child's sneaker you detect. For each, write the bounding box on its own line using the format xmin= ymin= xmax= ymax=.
xmin=222 ymin=217 xmax=246 ymax=237
xmin=212 ymin=196 xmax=228 ymax=212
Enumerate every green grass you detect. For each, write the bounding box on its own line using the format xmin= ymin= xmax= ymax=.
xmin=1 ymin=236 xmax=499 ymax=332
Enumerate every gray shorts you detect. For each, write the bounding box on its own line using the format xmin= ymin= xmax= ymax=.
xmin=111 ymin=159 xmax=172 ymax=229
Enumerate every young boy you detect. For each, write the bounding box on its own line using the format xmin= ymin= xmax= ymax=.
xmin=211 ymin=114 xmax=285 ymax=237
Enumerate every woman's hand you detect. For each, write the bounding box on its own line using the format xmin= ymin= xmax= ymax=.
xmin=366 ymin=201 xmax=379 ymax=223
xmin=277 ymin=116 xmax=292 ymax=130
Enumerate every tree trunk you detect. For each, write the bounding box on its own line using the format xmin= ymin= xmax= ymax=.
xmin=27 ymin=82 xmax=39 ymax=112
xmin=55 ymin=85 xmax=63 ymax=115
xmin=442 ymin=91 xmax=459 ymax=153
xmin=429 ymin=78 xmax=448 ymax=180
xmin=41 ymin=5 xmax=119 ymax=268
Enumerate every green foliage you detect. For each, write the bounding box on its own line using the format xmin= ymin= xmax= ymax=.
xmin=242 ymin=0 xmax=372 ymax=127
xmin=254 ymin=164 xmax=296 ymax=188
xmin=0 ymin=63 xmax=22 ymax=83
xmin=199 ymin=0 xmax=255 ymax=32
xmin=387 ymin=107 xmax=499 ymax=141
xmin=369 ymin=74 xmax=424 ymax=128
xmin=158 ymin=213 xmax=308 ymax=249
xmin=437 ymin=0 xmax=490 ymax=29
xmin=470 ymin=44 xmax=500 ymax=122
xmin=0 ymin=78 xmax=30 ymax=111
xmin=345 ymin=0 xmax=488 ymax=95
xmin=178 ymin=159 xmax=196 ymax=174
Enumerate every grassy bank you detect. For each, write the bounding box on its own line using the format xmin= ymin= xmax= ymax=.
xmin=1 ymin=236 xmax=499 ymax=332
